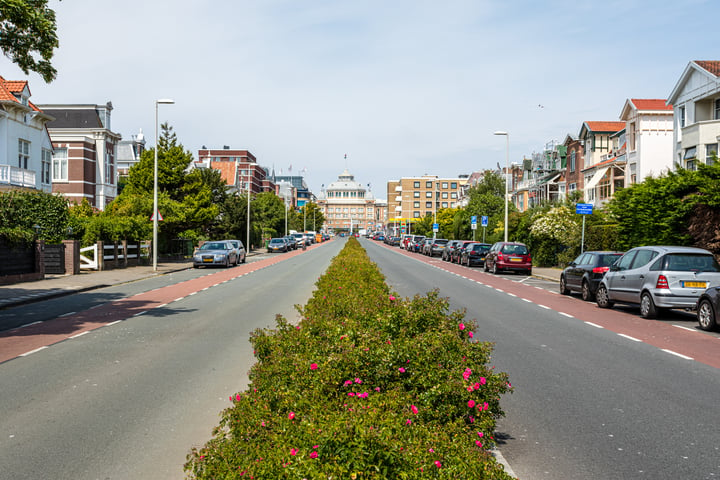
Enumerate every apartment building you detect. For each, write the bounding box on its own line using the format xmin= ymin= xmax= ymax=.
xmin=620 ymin=99 xmax=674 ymax=185
xmin=196 ymin=148 xmax=275 ymax=195
xmin=667 ymin=60 xmax=720 ymax=170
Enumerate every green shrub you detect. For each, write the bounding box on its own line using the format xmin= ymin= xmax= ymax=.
xmin=185 ymin=237 xmax=514 ymax=479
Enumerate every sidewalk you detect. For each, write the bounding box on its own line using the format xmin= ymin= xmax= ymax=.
xmin=0 ymin=260 xmax=194 ymax=309
xmin=531 ymin=267 xmax=562 ymax=283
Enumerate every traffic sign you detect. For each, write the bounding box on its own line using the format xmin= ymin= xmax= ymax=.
xmin=471 ymin=215 xmax=477 ymax=224
xmin=481 ymin=215 xmax=488 ymax=227
xmin=576 ymin=203 xmax=593 ymax=215
xmin=433 ymin=223 xmax=439 ymax=233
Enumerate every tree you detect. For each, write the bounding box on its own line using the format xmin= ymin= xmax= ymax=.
xmin=458 ymin=172 xmax=509 ymax=242
xmin=0 ymin=0 xmax=59 ymax=82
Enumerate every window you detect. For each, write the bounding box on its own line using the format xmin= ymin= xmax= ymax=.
xmin=630 ymin=249 xmax=658 ymax=269
xmin=706 ymin=143 xmax=717 ymax=165
xmin=441 ymin=192 xmax=448 ymax=199
xmin=442 ymin=202 xmax=448 ymax=208
xmin=451 ymin=182 xmax=457 ymax=189
xmin=715 ymin=99 xmax=720 ymax=120
xmin=425 ymin=191 xmax=432 ymax=198
xmin=18 ymin=139 xmax=30 ymax=169
xmin=441 ymin=182 xmax=448 ymax=189
xmin=53 ymin=147 xmax=68 ymax=181
xmin=41 ymin=149 xmax=52 ymax=184
xmin=350 ymin=208 xmax=356 ymax=213
xmin=414 ymin=181 xmax=420 ymax=188
xmin=570 ymin=151 xmax=576 ymax=172
xmin=414 ymin=201 xmax=420 ymax=208
xmin=426 ymin=181 xmax=432 ymax=188
xmin=413 ymin=211 xmax=421 ymax=218
xmin=105 ymin=149 xmax=114 ymax=185
xmin=679 ymin=105 xmax=686 ymax=128
xmin=599 ymin=178 xmax=611 ymax=200
xmin=450 ymin=192 xmax=457 ymax=199
xmin=426 ymin=202 xmax=432 ymax=208
xmin=414 ymin=191 xmax=420 ymax=198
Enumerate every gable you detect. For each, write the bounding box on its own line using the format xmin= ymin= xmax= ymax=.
xmin=668 ymin=60 xmax=720 ymax=104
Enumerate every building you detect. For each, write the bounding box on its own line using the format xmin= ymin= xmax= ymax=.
xmin=667 ymin=60 xmax=720 ymax=170
xmin=196 ymin=147 xmax=275 ymax=195
xmin=38 ymin=102 xmax=121 ymax=209
xmin=562 ymin=134 xmax=585 ymax=200
xmin=0 ymin=75 xmax=54 ymax=193
xmin=318 ymin=169 xmax=379 ymax=234
xmin=578 ymin=121 xmax=626 ymax=206
xmin=386 ymin=175 xmax=465 ymax=232
xmin=116 ymin=128 xmax=146 ymax=177
xmin=619 ymin=99 xmax=674 ymax=185
xmin=272 ymin=174 xmax=314 ymax=206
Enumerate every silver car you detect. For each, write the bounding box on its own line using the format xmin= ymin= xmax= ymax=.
xmin=222 ymin=239 xmax=246 ymax=265
xmin=596 ymin=246 xmax=720 ymax=318
xmin=192 ymin=241 xmax=237 ymax=268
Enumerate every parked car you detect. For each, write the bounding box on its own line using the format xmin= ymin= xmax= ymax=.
xmin=595 ymin=246 xmax=720 ymax=319
xmin=484 ymin=242 xmax=532 ymax=275
xmin=420 ymin=238 xmax=434 ymax=255
xmin=442 ymin=240 xmax=460 ymax=261
xmin=222 ymin=239 xmax=247 ymax=265
xmin=425 ymin=238 xmax=449 ymax=257
xmin=697 ymin=286 xmax=720 ymax=331
xmin=559 ymin=251 xmax=623 ymax=301
xmin=283 ymin=235 xmax=298 ymax=250
xmin=408 ymin=235 xmax=426 ymax=253
xmin=193 ymin=241 xmax=237 ymax=268
xmin=387 ymin=236 xmax=401 ymax=246
xmin=460 ymin=243 xmax=491 ymax=267
xmin=451 ymin=241 xmax=474 ymax=263
xmin=267 ymin=238 xmax=288 ymax=253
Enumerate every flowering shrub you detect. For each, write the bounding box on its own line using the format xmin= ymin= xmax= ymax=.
xmin=185 ymin=237 xmax=514 ymax=479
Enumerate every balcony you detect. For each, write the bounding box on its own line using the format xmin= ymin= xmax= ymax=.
xmin=680 ymin=120 xmax=720 ymax=148
xmin=0 ymin=164 xmax=37 ymax=189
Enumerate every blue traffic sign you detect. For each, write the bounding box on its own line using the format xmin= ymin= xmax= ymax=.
xmin=471 ymin=215 xmax=477 ymax=224
xmin=481 ymin=215 xmax=488 ymax=227
xmin=576 ymin=203 xmax=593 ymax=215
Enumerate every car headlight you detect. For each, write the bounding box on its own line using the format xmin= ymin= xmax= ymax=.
xmin=215 ymin=254 xmax=226 ymax=260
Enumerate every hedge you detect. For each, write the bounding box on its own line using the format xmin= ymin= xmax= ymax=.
xmin=185 ymin=237 xmax=515 ymax=479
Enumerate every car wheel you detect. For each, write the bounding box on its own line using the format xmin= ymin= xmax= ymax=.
xmin=492 ymin=262 xmax=499 ymax=274
xmin=559 ymin=275 xmax=570 ymax=295
xmin=640 ymin=291 xmax=658 ymax=319
xmin=483 ymin=261 xmax=489 ymax=272
xmin=581 ymin=280 xmax=594 ymax=301
xmin=242 ymin=255 xmax=246 ymax=264
xmin=596 ymin=285 xmax=614 ymax=308
xmin=697 ymin=298 xmax=717 ymax=331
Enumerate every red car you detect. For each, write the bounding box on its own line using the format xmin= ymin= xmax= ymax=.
xmin=484 ymin=241 xmax=532 ymax=275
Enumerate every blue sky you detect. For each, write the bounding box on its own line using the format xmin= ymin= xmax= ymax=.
xmin=2 ymin=0 xmax=718 ymax=198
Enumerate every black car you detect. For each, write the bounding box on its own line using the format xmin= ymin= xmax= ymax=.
xmin=460 ymin=243 xmax=491 ymax=267
xmin=560 ymin=251 xmax=623 ymax=301
xmin=697 ymin=286 xmax=720 ymax=331
xmin=451 ymin=241 xmax=474 ymax=263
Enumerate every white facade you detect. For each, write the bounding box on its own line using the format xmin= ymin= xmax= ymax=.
xmin=620 ymin=99 xmax=674 ymax=185
xmin=667 ymin=61 xmax=720 ymax=170
xmin=0 ymin=78 xmax=54 ymax=193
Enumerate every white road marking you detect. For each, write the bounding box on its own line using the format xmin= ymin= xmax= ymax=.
xmin=58 ymin=312 xmax=76 ymax=318
xmin=106 ymin=320 xmax=122 ymax=326
xmin=661 ymin=349 xmax=693 ymax=360
xmin=585 ymin=321 xmax=604 ymax=329
xmin=559 ymin=312 xmax=574 ymax=318
xmin=618 ymin=334 xmax=641 ymax=342
xmin=20 ymin=346 xmax=48 ymax=356
xmin=18 ymin=321 xmax=42 ymax=329
xmin=672 ymin=325 xmax=697 ymax=333
xmin=133 ymin=311 xmax=147 ymax=317
xmin=69 ymin=331 xmax=90 ymax=339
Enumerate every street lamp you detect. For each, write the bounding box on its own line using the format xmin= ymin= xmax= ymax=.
xmin=246 ymin=168 xmax=251 ymax=251
xmin=154 ymin=98 xmax=174 ymax=271
xmin=494 ymin=131 xmax=509 ymax=242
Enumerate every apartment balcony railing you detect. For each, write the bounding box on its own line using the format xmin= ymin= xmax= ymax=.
xmin=0 ymin=164 xmax=36 ymax=188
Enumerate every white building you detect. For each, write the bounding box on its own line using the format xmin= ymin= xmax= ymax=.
xmin=667 ymin=60 xmax=720 ymax=170
xmin=317 ymin=169 xmax=379 ymax=234
xmin=619 ymin=98 xmax=674 ymax=185
xmin=0 ymin=76 xmax=54 ymax=193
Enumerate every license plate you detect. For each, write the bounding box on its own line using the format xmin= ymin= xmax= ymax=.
xmin=510 ymin=257 xmax=522 ymax=262
xmin=203 ymin=258 xmax=213 ymax=263
xmin=683 ymin=281 xmax=707 ymax=288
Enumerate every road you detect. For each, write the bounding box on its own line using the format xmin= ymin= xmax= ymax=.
xmin=2 ymin=237 xmax=719 ymax=479
xmin=0 ymin=240 xmax=344 ymax=480
xmin=362 ymin=238 xmax=720 ymax=480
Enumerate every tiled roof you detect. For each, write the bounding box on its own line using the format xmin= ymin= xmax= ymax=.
xmin=0 ymin=76 xmax=25 ymax=103
xmin=4 ymin=80 xmax=28 ymax=93
xmin=631 ymin=99 xmax=673 ymax=111
xmin=695 ymin=60 xmax=720 ymax=77
xmin=585 ymin=121 xmax=626 ymax=133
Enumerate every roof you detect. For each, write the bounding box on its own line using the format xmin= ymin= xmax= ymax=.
xmin=0 ymin=76 xmax=28 ymax=103
xmin=584 ymin=121 xmax=626 ymax=133
xmin=695 ymin=60 xmax=720 ymax=77
xmin=630 ymin=99 xmax=673 ymax=111
xmin=42 ymin=108 xmax=104 ymax=128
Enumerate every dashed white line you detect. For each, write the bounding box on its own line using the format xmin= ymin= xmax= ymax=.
xmin=506 ymin=293 xmax=517 ymax=298
xmin=69 ymin=331 xmax=90 ymax=339
xmin=173 ymin=297 xmax=184 ymax=302
xmin=673 ymin=325 xmax=697 ymax=333
xmin=58 ymin=311 xmax=76 ymax=318
xmin=188 ymin=292 xmax=197 ymax=296
xmin=157 ymin=303 xmax=168 ymax=308
xmin=133 ymin=311 xmax=147 ymax=317
xmin=522 ymin=298 xmax=532 ymax=303
xmin=662 ymin=349 xmax=693 ymax=360
xmin=585 ymin=321 xmax=604 ymax=329
xmin=618 ymin=334 xmax=642 ymax=342
xmin=106 ymin=320 xmax=122 ymax=326
xmin=20 ymin=346 xmax=48 ymax=356
xmin=559 ymin=312 xmax=574 ymax=318
xmin=538 ymin=304 xmax=550 ymax=310
xmin=18 ymin=321 xmax=42 ymax=329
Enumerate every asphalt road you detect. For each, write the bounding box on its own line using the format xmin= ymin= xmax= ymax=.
xmin=0 ymin=240 xmax=344 ymax=480
xmin=361 ymin=238 xmax=720 ymax=480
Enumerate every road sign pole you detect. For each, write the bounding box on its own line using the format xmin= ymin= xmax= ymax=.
xmin=581 ymin=215 xmax=586 ymax=254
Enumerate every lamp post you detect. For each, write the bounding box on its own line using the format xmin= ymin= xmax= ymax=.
xmin=494 ymin=131 xmax=509 ymax=242
xmin=246 ymin=167 xmax=251 ymax=251
xmin=154 ymin=99 xmax=174 ymax=272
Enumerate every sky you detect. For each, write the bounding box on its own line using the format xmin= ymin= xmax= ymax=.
xmin=2 ymin=0 xmax=719 ymax=199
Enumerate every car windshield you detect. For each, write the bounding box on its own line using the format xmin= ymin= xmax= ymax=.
xmin=473 ymin=245 xmax=490 ymax=252
xmin=269 ymin=239 xmax=284 ymax=244
xmin=663 ymin=253 xmax=720 ymax=272
xmin=200 ymin=242 xmax=227 ymax=250
xmin=501 ymin=244 xmax=528 ymax=255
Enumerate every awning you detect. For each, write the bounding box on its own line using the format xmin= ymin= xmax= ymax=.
xmin=584 ymin=166 xmax=609 ymax=190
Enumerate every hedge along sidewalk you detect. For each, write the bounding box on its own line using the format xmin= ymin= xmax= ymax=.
xmin=185 ymin=237 xmax=515 ymax=479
